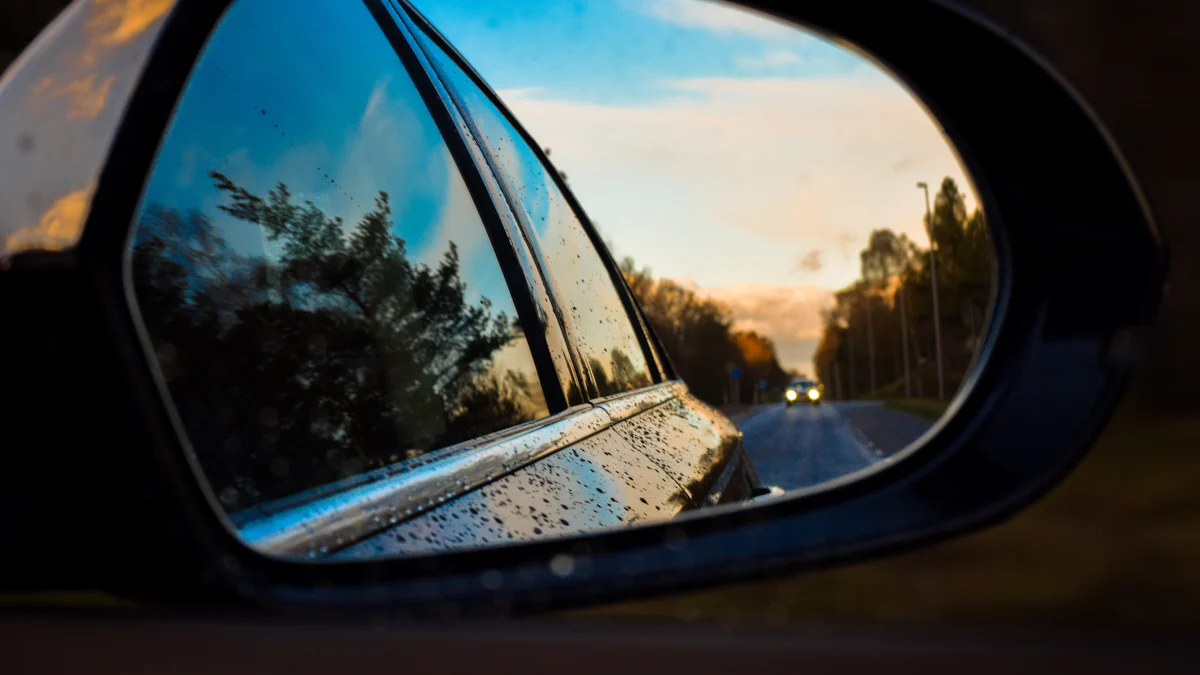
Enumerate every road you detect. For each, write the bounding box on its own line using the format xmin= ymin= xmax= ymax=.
xmin=729 ymin=401 xmax=933 ymax=492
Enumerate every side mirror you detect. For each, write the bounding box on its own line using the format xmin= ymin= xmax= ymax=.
xmin=0 ymin=0 xmax=1164 ymax=616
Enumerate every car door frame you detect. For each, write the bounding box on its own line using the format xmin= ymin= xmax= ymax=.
xmin=366 ymin=0 xmax=585 ymax=414
xmin=391 ymin=0 xmax=670 ymax=395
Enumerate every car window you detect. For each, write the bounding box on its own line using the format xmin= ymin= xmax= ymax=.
xmin=404 ymin=20 xmax=654 ymax=398
xmin=126 ymin=0 xmax=548 ymax=511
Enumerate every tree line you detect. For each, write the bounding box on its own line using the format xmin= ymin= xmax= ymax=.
xmin=620 ymin=259 xmax=794 ymax=406
xmin=813 ymin=177 xmax=993 ymax=401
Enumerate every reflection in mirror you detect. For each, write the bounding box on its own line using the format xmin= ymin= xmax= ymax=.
xmin=129 ymin=0 xmax=549 ymax=510
xmin=128 ymin=0 xmax=994 ymax=561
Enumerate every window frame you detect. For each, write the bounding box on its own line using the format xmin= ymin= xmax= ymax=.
xmin=364 ymin=0 xmax=576 ymax=414
xmin=393 ymin=0 xmax=668 ymax=396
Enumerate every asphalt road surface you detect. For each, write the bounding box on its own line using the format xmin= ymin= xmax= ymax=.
xmin=729 ymin=401 xmax=933 ymax=492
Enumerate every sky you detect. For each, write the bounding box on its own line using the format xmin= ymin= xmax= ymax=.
xmin=412 ymin=0 xmax=976 ymax=373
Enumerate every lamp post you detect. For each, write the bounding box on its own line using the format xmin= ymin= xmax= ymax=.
xmin=899 ymin=263 xmax=911 ymax=397
xmin=917 ymin=181 xmax=945 ymax=401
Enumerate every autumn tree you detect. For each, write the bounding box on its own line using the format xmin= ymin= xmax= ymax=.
xmin=619 ymin=258 xmax=788 ymax=405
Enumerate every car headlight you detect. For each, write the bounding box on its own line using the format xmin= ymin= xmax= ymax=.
xmin=785 ymin=389 xmax=797 ymax=401
xmin=807 ymin=388 xmax=820 ymax=401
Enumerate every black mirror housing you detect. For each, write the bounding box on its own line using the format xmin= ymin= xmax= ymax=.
xmin=0 ymin=0 xmax=1165 ymax=617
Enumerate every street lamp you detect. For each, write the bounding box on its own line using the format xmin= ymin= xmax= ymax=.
xmin=917 ymin=181 xmax=945 ymax=401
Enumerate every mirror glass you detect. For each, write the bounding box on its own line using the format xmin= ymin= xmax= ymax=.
xmin=127 ymin=0 xmax=995 ymax=561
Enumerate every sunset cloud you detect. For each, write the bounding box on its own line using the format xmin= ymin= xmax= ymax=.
xmin=499 ymin=73 xmax=974 ymax=291
xmin=698 ymin=282 xmax=834 ymax=371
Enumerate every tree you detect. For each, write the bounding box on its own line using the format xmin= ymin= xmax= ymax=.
xmin=129 ymin=172 xmax=537 ymax=508
xmin=814 ymin=176 xmax=996 ymax=402
xmin=618 ymin=257 xmax=789 ymax=405
xmin=860 ymin=229 xmax=911 ymax=394
xmin=928 ymin=177 xmax=969 ymax=278
xmin=620 ymin=257 xmax=738 ymax=404
xmin=732 ymin=330 xmax=791 ymax=402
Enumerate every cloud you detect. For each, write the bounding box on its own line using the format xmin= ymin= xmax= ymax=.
xmin=499 ymin=74 xmax=974 ymax=291
xmin=697 ymin=282 xmax=834 ymax=370
xmin=418 ymin=144 xmax=500 ymax=286
xmin=838 ymin=233 xmax=860 ymax=261
xmin=701 ymin=283 xmax=833 ymax=340
xmin=633 ymin=0 xmax=800 ymax=38
xmin=735 ymin=49 xmax=804 ymax=69
xmin=796 ymin=248 xmax=822 ymax=272
xmin=496 ymin=86 xmax=548 ymax=103
xmin=495 ymin=57 xmax=975 ymax=370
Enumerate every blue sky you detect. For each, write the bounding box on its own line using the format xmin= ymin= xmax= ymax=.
xmin=412 ymin=0 xmax=977 ymax=372
xmin=410 ymin=0 xmax=869 ymax=105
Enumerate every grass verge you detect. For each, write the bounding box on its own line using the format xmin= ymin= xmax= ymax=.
xmin=882 ymin=397 xmax=950 ymax=421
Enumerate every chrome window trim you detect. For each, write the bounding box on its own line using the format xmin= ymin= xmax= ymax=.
xmin=234 ymin=381 xmax=687 ymax=558
xmin=592 ymin=380 xmax=688 ymax=423
xmin=383 ymin=0 xmax=585 ymax=404
xmin=388 ymin=0 xmax=594 ymax=400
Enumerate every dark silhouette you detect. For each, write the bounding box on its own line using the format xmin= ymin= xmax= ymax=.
xmin=130 ymin=172 xmax=540 ymax=508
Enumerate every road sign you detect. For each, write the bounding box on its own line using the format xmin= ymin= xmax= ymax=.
xmin=759 ymin=379 xmax=767 ymax=389
xmin=731 ymin=368 xmax=741 ymax=380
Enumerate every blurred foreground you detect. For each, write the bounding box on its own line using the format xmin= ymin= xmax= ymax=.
xmin=571 ymin=400 xmax=1200 ymax=632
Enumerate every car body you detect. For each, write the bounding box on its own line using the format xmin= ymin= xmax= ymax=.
xmin=785 ymin=380 xmax=822 ymax=406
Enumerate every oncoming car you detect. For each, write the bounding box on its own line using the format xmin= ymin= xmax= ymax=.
xmin=785 ymin=380 xmax=822 ymax=406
